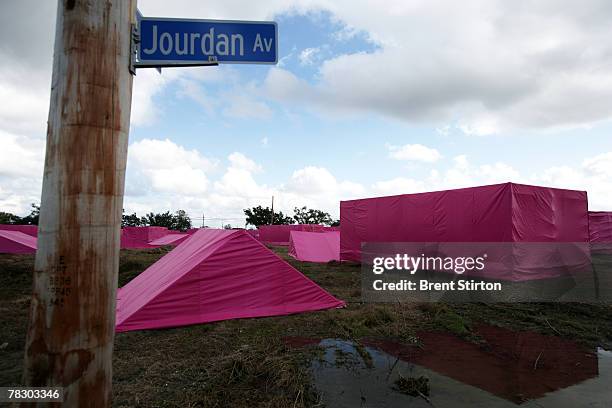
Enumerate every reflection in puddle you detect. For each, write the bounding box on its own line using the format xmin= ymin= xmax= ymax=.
xmin=286 ymin=327 xmax=612 ymax=408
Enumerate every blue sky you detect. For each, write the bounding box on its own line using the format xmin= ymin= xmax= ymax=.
xmin=2 ymin=1 xmax=612 ymax=227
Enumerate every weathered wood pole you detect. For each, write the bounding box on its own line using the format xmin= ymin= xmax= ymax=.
xmin=23 ymin=0 xmax=135 ymax=405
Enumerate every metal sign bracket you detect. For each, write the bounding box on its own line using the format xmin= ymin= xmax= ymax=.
xmin=130 ymin=12 xmax=219 ymax=75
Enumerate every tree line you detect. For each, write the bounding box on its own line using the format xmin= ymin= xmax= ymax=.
xmin=0 ymin=204 xmax=40 ymax=225
xmin=243 ymin=206 xmax=339 ymax=227
xmin=122 ymin=210 xmax=192 ymax=231
xmin=1 ymin=204 xmax=338 ymax=230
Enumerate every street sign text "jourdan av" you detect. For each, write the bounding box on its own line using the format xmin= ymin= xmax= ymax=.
xmin=138 ymin=18 xmax=278 ymax=65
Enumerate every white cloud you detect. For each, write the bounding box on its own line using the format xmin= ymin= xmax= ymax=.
xmin=0 ymin=131 xmax=44 ymax=178
xmin=228 ymin=152 xmax=262 ymax=173
xmin=260 ymin=0 xmax=612 ymax=133
xmin=372 ymin=177 xmax=426 ymax=195
xmin=299 ymin=47 xmax=321 ymax=65
xmin=127 ymin=138 xmax=217 ymax=196
xmin=286 ymin=166 xmax=338 ymax=194
xmin=370 ymin=152 xmax=612 ymax=211
xmin=7 ymin=1 xmax=612 ymax=135
xmin=388 ymin=143 xmax=442 ymax=163
xmin=221 ymin=92 xmax=273 ymax=120
xmin=583 ymin=152 xmax=612 ymax=177
xmin=0 ymin=130 xmax=45 ymax=216
xmin=131 ymin=70 xmax=180 ymax=127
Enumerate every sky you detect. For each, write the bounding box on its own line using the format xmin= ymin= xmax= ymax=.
xmin=1 ymin=0 xmax=612 ymax=228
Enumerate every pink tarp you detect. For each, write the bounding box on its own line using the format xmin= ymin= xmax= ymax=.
xmin=0 ymin=230 xmax=37 ymax=254
xmin=116 ymin=229 xmax=345 ymax=332
xmin=120 ymin=226 xmax=170 ymax=249
xmin=341 ymin=182 xmax=590 ymax=281
xmin=258 ymin=224 xmax=336 ymax=246
xmin=289 ymin=231 xmax=340 ymax=263
xmin=148 ymin=233 xmax=190 ymax=247
xmin=247 ymin=229 xmax=260 ymax=240
xmin=589 ymin=211 xmax=612 ymax=254
xmin=0 ymin=224 xmax=38 ymax=237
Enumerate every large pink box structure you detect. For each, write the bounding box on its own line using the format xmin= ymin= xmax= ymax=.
xmin=341 ymin=183 xmax=590 ymax=281
xmin=258 ymin=224 xmax=335 ymax=246
xmin=289 ymin=231 xmax=340 ymax=263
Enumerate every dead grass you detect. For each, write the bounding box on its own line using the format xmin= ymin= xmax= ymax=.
xmin=0 ymin=248 xmax=611 ymax=407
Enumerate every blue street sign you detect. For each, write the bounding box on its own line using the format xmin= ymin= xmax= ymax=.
xmin=137 ymin=17 xmax=277 ymax=65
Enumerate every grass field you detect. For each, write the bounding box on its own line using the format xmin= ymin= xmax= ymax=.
xmin=1 ymin=247 xmax=611 ymax=407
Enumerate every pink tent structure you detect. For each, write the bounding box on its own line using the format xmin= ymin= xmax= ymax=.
xmin=120 ymin=226 xmax=170 ymax=249
xmin=289 ymin=231 xmax=340 ymax=263
xmin=258 ymin=224 xmax=335 ymax=246
xmin=341 ymin=182 xmax=590 ymax=281
xmin=247 ymin=229 xmax=260 ymax=240
xmin=116 ymin=229 xmax=345 ymax=332
xmin=589 ymin=211 xmax=612 ymax=254
xmin=0 ymin=230 xmax=37 ymax=254
xmin=0 ymin=224 xmax=38 ymax=237
xmin=148 ymin=233 xmax=190 ymax=247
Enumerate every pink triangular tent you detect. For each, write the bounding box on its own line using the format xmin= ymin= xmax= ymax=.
xmin=120 ymin=226 xmax=170 ymax=249
xmin=116 ymin=229 xmax=345 ymax=332
xmin=0 ymin=230 xmax=37 ymax=254
xmin=148 ymin=233 xmax=190 ymax=247
xmin=289 ymin=231 xmax=340 ymax=263
xmin=0 ymin=224 xmax=38 ymax=237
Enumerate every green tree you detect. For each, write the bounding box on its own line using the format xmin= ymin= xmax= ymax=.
xmin=172 ymin=210 xmax=192 ymax=231
xmin=293 ymin=206 xmax=333 ymax=226
xmin=16 ymin=203 xmax=40 ymax=225
xmin=142 ymin=210 xmax=192 ymax=231
xmin=121 ymin=210 xmax=144 ymax=227
xmin=0 ymin=212 xmax=21 ymax=224
xmin=243 ymin=205 xmax=293 ymax=227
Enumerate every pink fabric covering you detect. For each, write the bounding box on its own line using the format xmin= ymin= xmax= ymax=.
xmin=258 ymin=224 xmax=335 ymax=245
xmin=247 ymin=229 xmax=260 ymax=240
xmin=341 ymin=183 xmax=590 ymax=281
xmin=148 ymin=233 xmax=190 ymax=247
xmin=289 ymin=231 xmax=340 ymax=263
xmin=589 ymin=211 xmax=612 ymax=253
xmin=0 ymin=224 xmax=38 ymax=237
xmin=120 ymin=226 xmax=170 ymax=249
xmin=0 ymin=230 xmax=37 ymax=254
xmin=116 ymin=229 xmax=345 ymax=332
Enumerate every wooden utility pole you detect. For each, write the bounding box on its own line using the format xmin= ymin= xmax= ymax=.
xmin=270 ymin=195 xmax=274 ymax=225
xmin=23 ymin=0 xmax=135 ymax=406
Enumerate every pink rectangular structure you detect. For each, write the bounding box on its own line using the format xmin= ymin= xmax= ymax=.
xmin=120 ymin=226 xmax=170 ymax=249
xmin=589 ymin=211 xmax=612 ymax=254
xmin=289 ymin=231 xmax=340 ymax=263
xmin=0 ymin=230 xmax=37 ymax=254
xmin=341 ymin=183 xmax=590 ymax=281
xmin=0 ymin=224 xmax=38 ymax=237
xmin=258 ymin=224 xmax=336 ymax=246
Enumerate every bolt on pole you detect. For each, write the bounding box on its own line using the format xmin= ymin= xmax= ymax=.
xmin=22 ymin=0 xmax=136 ymax=406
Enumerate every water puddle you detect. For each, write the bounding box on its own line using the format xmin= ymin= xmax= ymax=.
xmin=286 ymin=326 xmax=612 ymax=407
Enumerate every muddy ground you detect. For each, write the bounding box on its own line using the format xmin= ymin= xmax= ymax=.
xmin=1 ymin=247 xmax=611 ymax=407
